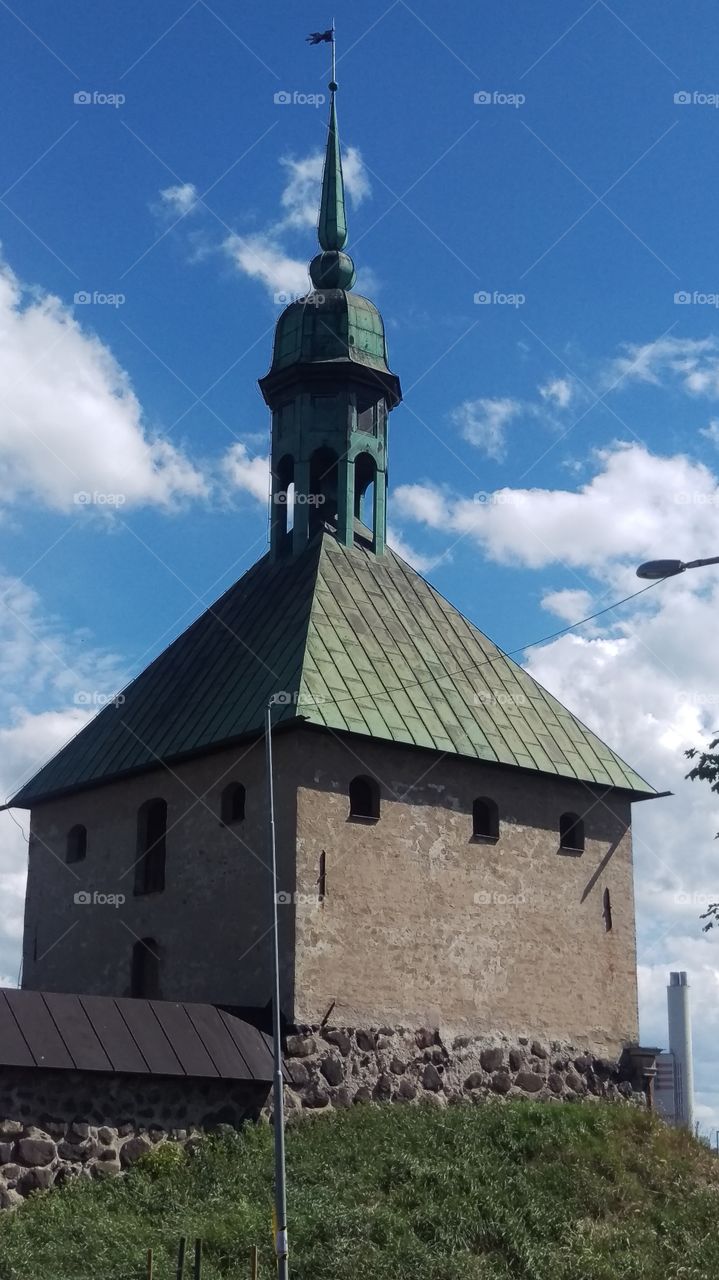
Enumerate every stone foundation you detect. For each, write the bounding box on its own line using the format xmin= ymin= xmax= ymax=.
xmin=0 ymin=1069 xmax=268 ymax=1209
xmin=279 ymin=1026 xmax=648 ymax=1115
xmin=0 ymin=1029 xmax=648 ymax=1209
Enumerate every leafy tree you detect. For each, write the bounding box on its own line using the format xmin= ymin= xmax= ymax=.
xmin=685 ymin=736 xmax=719 ymax=930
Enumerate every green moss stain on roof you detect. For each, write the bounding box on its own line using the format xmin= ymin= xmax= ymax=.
xmin=11 ymin=535 xmax=655 ymax=807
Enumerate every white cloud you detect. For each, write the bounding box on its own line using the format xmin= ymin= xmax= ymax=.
xmin=159 ymin=183 xmax=200 ymax=217
xmin=222 ymin=233 xmax=310 ymax=301
xmin=450 ymin=397 xmax=523 ymax=460
xmin=386 ymin=525 xmax=444 ymax=574
xmin=541 ymin=588 xmax=594 ymax=624
xmin=279 ymin=146 xmax=370 ymax=231
xmin=221 ymin=146 xmax=371 ymax=299
xmin=539 ymin=376 xmax=574 ymax=409
xmin=700 ymin=419 xmax=719 ymax=447
xmin=609 ymin=335 xmax=719 ymax=398
xmin=396 ymin=443 xmax=719 ymax=570
xmin=0 ymin=572 xmax=127 ymax=987
xmin=0 ymin=255 xmax=207 ymax=513
xmin=222 ymin=442 xmax=270 ymax=504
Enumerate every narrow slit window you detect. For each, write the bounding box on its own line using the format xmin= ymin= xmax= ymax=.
xmin=349 ymin=775 xmax=380 ymax=820
xmin=318 ymin=850 xmax=327 ymax=902
xmin=559 ymin=812 xmax=585 ymax=853
xmin=134 ymin=799 xmax=167 ymax=896
xmin=603 ymin=887 xmax=613 ymax=932
xmin=472 ymin=798 xmax=499 ymax=841
xmin=221 ymin=782 xmax=246 ymax=825
xmin=130 ymin=937 xmax=160 ymax=998
xmin=66 ymin=824 xmax=87 ymax=864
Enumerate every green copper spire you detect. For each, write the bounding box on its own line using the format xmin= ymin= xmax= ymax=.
xmin=318 ymin=88 xmax=347 ymax=251
xmin=309 ymin=82 xmax=356 ymax=291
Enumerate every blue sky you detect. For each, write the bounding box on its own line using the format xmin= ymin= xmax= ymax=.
xmin=2 ymin=0 xmax=719 ymax=1133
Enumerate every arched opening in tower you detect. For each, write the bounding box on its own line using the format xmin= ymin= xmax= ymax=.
xmin=275 ymin=454 xmax=295 ymax=550
xmin=354 ymin=451 xmax=377 ymax=545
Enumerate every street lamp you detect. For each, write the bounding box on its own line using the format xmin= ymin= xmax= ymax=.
xmin=636 ymin=555 xmax=719 ymax=580
xmin=264 ymin=701 xmax=289 ymax=1280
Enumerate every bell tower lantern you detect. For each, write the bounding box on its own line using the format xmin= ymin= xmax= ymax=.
xmin=259 ymin=80 xmax=402 ymax=560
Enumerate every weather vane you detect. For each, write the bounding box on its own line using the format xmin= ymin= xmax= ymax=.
xmin=306 ymin=18 xmax=337 ymax=89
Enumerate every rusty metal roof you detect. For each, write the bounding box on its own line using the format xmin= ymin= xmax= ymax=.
xmin=0 ymin=989 xmax=276 ymax=1080
xmin=10 ymin=533 xmax=655 ymax=807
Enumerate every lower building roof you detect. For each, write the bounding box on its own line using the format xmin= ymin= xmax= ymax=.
xmin=0 ymin=988 xmax=277 ymax=1080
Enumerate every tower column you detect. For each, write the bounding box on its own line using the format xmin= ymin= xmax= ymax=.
xmin=337 ymin=456 xmax=354 ymax=547
xmin=373 ymin=470 xmax=386 ymax=556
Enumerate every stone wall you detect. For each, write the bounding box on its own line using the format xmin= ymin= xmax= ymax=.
xmin=22 ymin=724 xmax=639 ymax=1059
xmin=0 ymin=1068 xmax=269 ymax=1209
xmin=293 ymin=731 xmax=638 ymax=1054
xmin=279 ymin=1025 xmax=648 ymax=1116
xmin=0 ymin=1026 xmax=650 ymax=1210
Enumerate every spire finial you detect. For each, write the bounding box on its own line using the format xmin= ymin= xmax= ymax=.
xmin=309 ymin=22 xmax=356 ymax=291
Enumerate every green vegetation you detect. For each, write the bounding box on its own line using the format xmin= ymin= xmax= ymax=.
xmin=0 ymin=1101 xmax=717 ymax=1280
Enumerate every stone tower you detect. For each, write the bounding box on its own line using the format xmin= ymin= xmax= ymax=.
xmin=11 ymin=83 xmax=656 ymax=1063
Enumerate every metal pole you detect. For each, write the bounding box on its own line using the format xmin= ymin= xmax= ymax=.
xmin=265 ymin=703 xmax=288 ymax=1279
xmin=251 ymin=1244 xmax=259 ymax=1279
xmin=331 ymin=17 xmax=336 ymax=85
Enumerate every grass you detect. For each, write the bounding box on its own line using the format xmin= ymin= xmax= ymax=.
xmin=0 ymin=1101 xmax=718 ymax=1280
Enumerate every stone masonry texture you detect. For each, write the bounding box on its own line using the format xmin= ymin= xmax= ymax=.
xmin=22 ymin=726 xmax=638 ymax=1057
